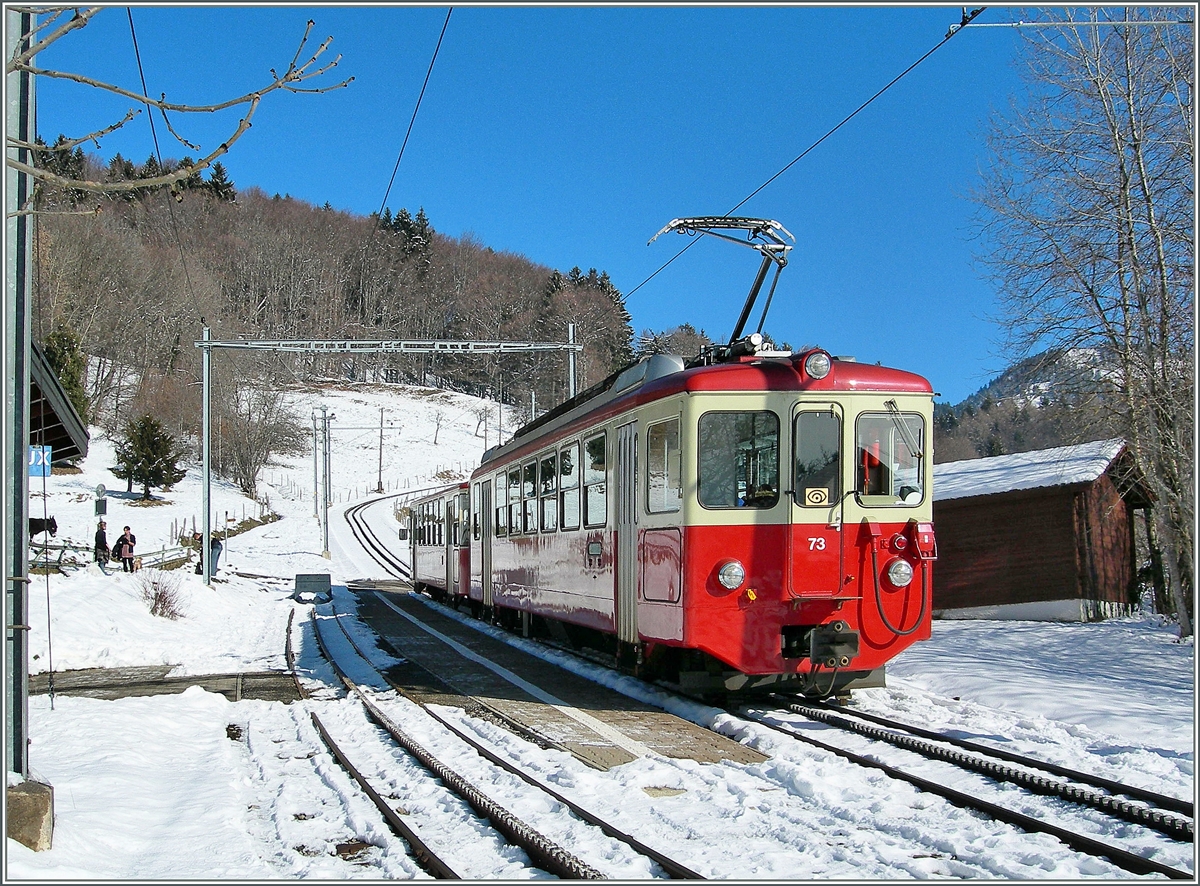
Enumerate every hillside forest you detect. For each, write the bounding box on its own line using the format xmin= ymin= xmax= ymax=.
xmin=32 ymin=146 xmax=1127 ymax=470
xmin=32 ymin=147 xmax=636 ymax=439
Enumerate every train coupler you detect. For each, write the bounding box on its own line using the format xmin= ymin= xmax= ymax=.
xmin=808 ymin=620 xmax=859 ymax=669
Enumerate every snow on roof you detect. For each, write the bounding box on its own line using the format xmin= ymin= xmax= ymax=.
xmin=934 ymin=439 xmax=1126 ymax=502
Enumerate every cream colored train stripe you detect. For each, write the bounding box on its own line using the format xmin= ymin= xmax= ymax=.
xmin=374 ymin=592 xmax=654 ymax=759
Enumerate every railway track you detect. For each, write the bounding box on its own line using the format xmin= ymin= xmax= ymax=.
xmin=308 ymin=597 xmax=702 ymax=879
xmin=338 ymin=493 xmax=1194 ymax=879
xmin=343 ymin=495 xmax=410 ymax=580
xmin=740 ymin=697 xmax=1194 ymax=880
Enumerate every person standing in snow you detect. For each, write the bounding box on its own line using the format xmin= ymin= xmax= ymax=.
xmin=194 ymin=533 xmax=223 ymax=575
xmin=209 ymin=535 xmax=223 ymax=574
xmin=94 ymin=521 xmax=109 ymax=573
xmin=116 ymin=525 xmax=136 ymax=573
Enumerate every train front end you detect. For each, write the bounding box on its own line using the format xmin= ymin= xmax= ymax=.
xmin=670 ymin=348 xmax=936 ymax=697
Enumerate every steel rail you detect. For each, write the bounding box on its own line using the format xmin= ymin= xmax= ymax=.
xmin=308 ymin=710 xmax=462 ymax=879
xmin=743 ymin=711 xmax=1192 ymax=880
xmin=785 ymin=696 xmax=1194 ymax=820
xmin=331 ymin=597 xmax=704 ymax=879
xmin=344 ymin=497 xmax=410 ymax=579
xmin=310 ymin=609 xmax=604 ymax=880
xmin=285 ymin=607 xmax=458 ymax=877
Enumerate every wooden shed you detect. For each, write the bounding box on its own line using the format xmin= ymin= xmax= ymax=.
xmin=932 ymin=439 xmax=1151 ymax=621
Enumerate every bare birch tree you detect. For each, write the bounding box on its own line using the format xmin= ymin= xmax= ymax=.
xmin=6 ymin=6 xmax=352 ymax=210
xmin=973 ymin=8 xmax=1193 ymax=635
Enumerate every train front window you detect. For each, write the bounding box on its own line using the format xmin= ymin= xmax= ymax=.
xmin=698 ymin=411 xmax=780 ymax=509
xmin=855 ymin=412 xmax=925 ymax=505
xmin=794 ymin=410 xmax=841 ymax=507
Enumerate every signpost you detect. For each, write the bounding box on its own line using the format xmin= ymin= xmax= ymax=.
xmin=27 ymin=445 xmax=50 ymax=477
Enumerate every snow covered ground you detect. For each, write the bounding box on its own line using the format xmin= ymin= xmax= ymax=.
xmin=7 ymin=381 xmax=1194 ymax=879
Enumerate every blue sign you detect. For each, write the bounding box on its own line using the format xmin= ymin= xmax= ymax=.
xmin=28 ymin=446 xmax=51 ymax=477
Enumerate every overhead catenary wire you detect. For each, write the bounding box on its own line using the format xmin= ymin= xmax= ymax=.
xmin=126 ymin=9 xmax=200 ymax=320
xmin=373 ymin=7 xmax=453 ymax=224
xmin=625 ymin=6 xmax=988 ymax=301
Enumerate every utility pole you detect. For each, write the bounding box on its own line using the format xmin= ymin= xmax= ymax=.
xmin=6 ymin=6 xmax=33 ymax=782
xmin=568 ymin=322 xmax=577 ymax=398
xmin=318 ymin=405 xmax=332 ymax=559
xmin=376 ymin=407 xmax=384 ymax=494
xmin=202 ymin=324 xmax=211 ymax=586
xmin=311 ymin=413 xmax=319 ymax=518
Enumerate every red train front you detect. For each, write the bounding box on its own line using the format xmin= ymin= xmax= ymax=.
xmin=413 ymin=342 xmax=935 ymax=698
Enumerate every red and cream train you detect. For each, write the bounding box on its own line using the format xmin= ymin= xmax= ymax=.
xmin=407 ymin=218 xmax=936 ymax=697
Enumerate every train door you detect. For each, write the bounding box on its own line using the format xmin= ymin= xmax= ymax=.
xmin=615 ymin=421 xmax=638 ymax=643
xmin=480 ymin=479 xmax=493 ymax=607
xmin=444 ymin=495 xmax=454 ymax=594
xmin=789 ymin=403 xmax=845 ymax=596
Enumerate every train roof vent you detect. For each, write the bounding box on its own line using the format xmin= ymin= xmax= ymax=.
xmin=612 ymin=353 xmax=686 ymax=394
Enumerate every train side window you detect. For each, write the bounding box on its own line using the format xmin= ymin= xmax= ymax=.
xmin=508 ymin=468 xmax=521 ymax=533
xmin=448 ymin=497 xmax=458 ymax=547
xmin=698 ymin=411 xmax=780 ymax=509
xmin=436 ymin=498 xmax=444 ymax=546
xmin=540 ymin=451 xmax=558 ymax=531
xmin=794 ymin=411 xmax=842 ymax=507
xmin=471 ymin=483 xmax=480 ymax=540
xmin=856 ymin=412 xmax=925 ymax=506
xmin=583 ymin=432 xmax=607 ymax=527
xmin=559 ymin=442 xmax=580 ymax=531
xmin=458 ymin=492 xmax=469 ymax=547
xmin=522 ymin=460 xmax=538 ymax=533
xmin=646 ymin=417 xmax=682 ymax=514
xmin=495 ymin=472 xmax=508 ymax=537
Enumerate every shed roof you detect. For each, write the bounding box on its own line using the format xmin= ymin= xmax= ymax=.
xmin=934 ymin=439 xmax=1126 ymax=502
xmin=30 ymin=339 xmax=89 ymax=463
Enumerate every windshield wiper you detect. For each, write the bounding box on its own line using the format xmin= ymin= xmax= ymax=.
xmin=884 ymin=399 xmax=923 ymax=459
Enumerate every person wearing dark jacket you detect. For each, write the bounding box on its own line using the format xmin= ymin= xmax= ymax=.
xmin=116 ymin=525 xmax=136 ymax=573
xmin=194 ymin=534 xmax=224 ymax=575
xmin=94 ymin=521 xmax=109 ymax=574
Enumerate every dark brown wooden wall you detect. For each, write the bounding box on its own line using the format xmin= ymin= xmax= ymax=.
xmin=933 ymin=486 xmax=1081 ymax=610
xmin=933 ymin=476 xmax=1136 ymax=612
xmin=1074 ymin=473 xmax=1136 ymax=605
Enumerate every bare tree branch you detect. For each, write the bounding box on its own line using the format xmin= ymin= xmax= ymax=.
xmin=6 ymin=9 xmax=353 ymax=194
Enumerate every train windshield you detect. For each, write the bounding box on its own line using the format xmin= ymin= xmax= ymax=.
xmin=855 ymin=412 xmax=925 ymax=505
xmin=698 ymin=411 xmax=780 ymax=508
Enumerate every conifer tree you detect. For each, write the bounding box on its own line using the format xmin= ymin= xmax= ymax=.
xmin=41 ymin=326 xmax=90 ymax=424
xmin=112 ymin=414 xmax=188 ymax=500
xmin=206 ymin=161 xmax=236 ymax=201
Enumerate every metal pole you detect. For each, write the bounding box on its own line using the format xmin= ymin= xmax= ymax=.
xmin=376 ymin=407 xmax=384 ymax=494
xmin=568 ymin=322 xmax=577 ymax=399
xmin=202 ymin=324 xmax=211 ymax=586
xmin=311 ymin=414 xmax=318 ymax=517
xmin=6 ymin=7 xmax=33 ymax=777
xmin=321 ymin=406 xmax=331 ymax=559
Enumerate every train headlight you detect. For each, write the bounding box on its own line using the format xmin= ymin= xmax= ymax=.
xmin=717 ymin=560 xmax=746 ymax=590
xmin=886 ymin=558 xmax=914 ymax=588
xmin=804 ymin=351 xmax=832 ymax=379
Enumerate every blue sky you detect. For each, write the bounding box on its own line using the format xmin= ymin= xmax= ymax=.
xmin=31 ymin=4 xmax=1032 ymax=404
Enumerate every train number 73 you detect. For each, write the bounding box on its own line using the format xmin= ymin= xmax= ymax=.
xmin=807 ymin=537 xmax=827 ymax=551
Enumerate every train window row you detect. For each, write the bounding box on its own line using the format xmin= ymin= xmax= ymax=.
xmin=413 ymin=498 xmax=444 ymax=546
xmin=487 ymin=432 xmax=607 ymax=538
xmin=440 ymin=407 xmax=926 ymax=547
